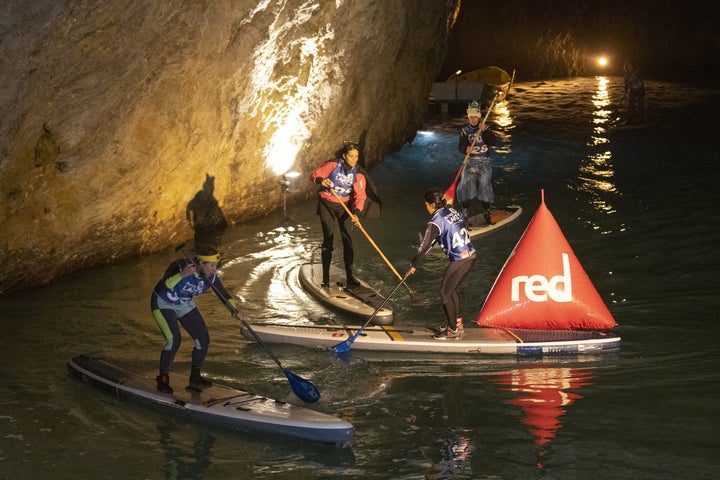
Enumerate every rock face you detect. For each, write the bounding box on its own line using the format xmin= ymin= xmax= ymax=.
xmin=0 ymin=0 xmax=458 ymax=294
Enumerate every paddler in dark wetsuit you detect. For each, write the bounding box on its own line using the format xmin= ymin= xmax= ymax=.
xmin=624 ymin=60 xmax=646 ymax=124
xmin=150 ymin=245 xmax=247 ymax=394
xmin=311 ymin=140 xmax=380 ymax=290
xmin=406 ymin=189 xmax=476 ymax=339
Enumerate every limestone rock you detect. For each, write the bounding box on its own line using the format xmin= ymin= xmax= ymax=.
xmin=0 ymin=0 xmax=458 ymax=294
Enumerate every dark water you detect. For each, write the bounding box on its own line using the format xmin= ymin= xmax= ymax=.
xmin=1 ymin=77 xmax=718 ymax=479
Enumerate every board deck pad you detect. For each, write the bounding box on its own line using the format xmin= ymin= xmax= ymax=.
xmin=68 ymin=354 xmax=354 ymax=444
xmin=298 ymin=262 xmax=393 ymax=325
xmin=240 ymin=323 xmax=621 ymax=356
xmin=466 ymin=205 xmax=522 ymax=238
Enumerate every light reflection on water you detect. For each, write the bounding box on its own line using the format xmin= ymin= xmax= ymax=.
xmin=1 ymin=77 xmax=718 ymax=479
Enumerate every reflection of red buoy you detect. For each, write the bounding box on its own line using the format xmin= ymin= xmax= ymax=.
xmin=477 ymin=190 xmax=616 ymax=330
xmin=492 ymin=367 xmax=595 ymax=468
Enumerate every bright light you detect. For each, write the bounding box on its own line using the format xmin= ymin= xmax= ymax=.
xmin=597 ymin=56 xmax=608 ymax=67
xmin=233 ymin=3 xmax=344 ymax=176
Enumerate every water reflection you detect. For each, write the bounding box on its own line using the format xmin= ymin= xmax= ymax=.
xmin=426 ymin=428 xmax=475 ymax=479
xmin=491 ymin=366 xmax=595 ymax=469
xmin=157 ymin=421 xmax=214 ymax=479
xmin=492 ymin=100 xmax=514 ymax=155
xmin=590 ymin=75 xmax=613 ymax=144
xmin=574 ymin=76 xmax=620 ymax=231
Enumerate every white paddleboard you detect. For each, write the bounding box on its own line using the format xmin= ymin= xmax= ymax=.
xmin=67 ymin=354 xmax=354 ymax=445
xmin=298 ymin=262 xmax=393 ymax=325
xmin=240 ymin=323 xmax=621 ymax=356
xmin=466 ymin=205 xmax=522 ymax=238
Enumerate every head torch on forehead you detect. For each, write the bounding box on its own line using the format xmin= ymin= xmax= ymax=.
xmin=344 ymin=141 xmax=360 ymax=152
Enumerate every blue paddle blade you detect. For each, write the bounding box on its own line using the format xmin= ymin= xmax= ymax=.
xmin=332 ymin=341 xmax=351 ymax=354
xmin=284 ymin=369 xmax=321 ymax=403
xmin=332 ymin=329 xmax=362 ymax=353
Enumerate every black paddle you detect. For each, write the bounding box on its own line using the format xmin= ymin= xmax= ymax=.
xmin=176 ymin=244 xmax=320 ymax=403
xmin=332 ymin=271 xmax=411 ymax=353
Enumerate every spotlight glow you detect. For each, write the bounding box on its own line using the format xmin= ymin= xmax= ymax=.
xmin=235 ymin=2 xmax=345 ymax=176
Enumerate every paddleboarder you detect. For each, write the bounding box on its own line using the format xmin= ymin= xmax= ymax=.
xmin=456 ymin=100 xmax=497 ymax=224
xmin=623 ymin=60 xmax=645 ymax=124
xmin=311 ymin=140 xmax=380 ymax=290
xmin=150 ymin=245 xmax=246 ymax=394
xmin=406 ymin=190 xmax=476 ymax=339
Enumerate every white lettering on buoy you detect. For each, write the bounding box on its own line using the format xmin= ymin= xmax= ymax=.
xmin=511 ymin=253 xmax=572 ymax=302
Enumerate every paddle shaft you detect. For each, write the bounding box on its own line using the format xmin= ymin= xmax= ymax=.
xmin=333 ymin=272 xmax=410 ymax=352
xmin=356 ymin=272 xmax=410 ymax=332
xmin=444 ymin=92 xmax=500 ymax=201
xmin=328 ymin=189 xmax=420 ymax=301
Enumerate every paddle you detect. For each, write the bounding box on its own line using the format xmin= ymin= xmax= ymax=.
xmin=328 ymin=188 xmax=425 ymax=304
xmin=176 ymin=245 xmax=320 ymax=403
xmin=443 ymin=92 xmax=500 ymax=204
xmin=332 ymin=271 xmax=411 ymax=353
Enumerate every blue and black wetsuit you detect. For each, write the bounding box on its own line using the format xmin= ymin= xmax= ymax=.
xmin=150 ymin=258 xmax=235 ymax=375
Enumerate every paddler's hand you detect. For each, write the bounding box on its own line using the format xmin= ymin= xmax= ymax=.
xmin=479 ymin=122 xmax=487 ymax=131
xmin=406 ymin=266 xmax=416 ymax=276
xmin=321 ymin=178 xmax=334 ymax=188
xmin=350 ymin=210 xmax=361 ymax=227
xmin=233 ymin=310 xmax=248 ymax=322
xmin=180 ymin=263 xmax=197 ymax=277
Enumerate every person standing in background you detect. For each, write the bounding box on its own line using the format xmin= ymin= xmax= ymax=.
xmin=624 ymin=60 xmax=646 ymax=124
xmin=456 ymin=100 xmax=497 ymax=225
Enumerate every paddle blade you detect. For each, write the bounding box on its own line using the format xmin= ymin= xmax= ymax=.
xmin=332 ymin=339 xmax=352 ymax=354
xmin=284 ymin=369 xmax=321 ymax=403
xmin=443 ymin=183 xmax=456 ymax=203
xmin=332 ymin=329 xmax=362 ymax=353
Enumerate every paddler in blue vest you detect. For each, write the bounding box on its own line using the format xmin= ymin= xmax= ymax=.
xmin=151 ymin=245 xmax=246 ymax=394
xmin=457 ymin=100 xmax=497 ymax=224
xmin=406 ymin=190 xmax=476 ymax=339
xmin=311 ymin=141 xmax=381 ymax=289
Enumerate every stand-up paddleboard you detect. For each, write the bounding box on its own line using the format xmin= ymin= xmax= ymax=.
xmin=608 ymin=113 xmax=656 ymax=132
xmin=240 ymin=323 xmax=620 ymax=356
xmin=67 ymin=354 xmax=354 ymax=445
xmin=466 ymin=205 xmax=522 ymax=238
xmin=298 ymin=262 xmax=393 ymax=325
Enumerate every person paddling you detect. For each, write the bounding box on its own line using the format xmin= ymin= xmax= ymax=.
xmin=456 ymin=100 xmax=497 ymax=224
xmin=311 ymin=140 xmax=380 ymax=290
xmin=406 ymin=190 xmax=476 ymax=339
xmin=150 ymin=245 xmax=246 ymax=393
xmin=623 ymin=60 xmax=646 ymax=124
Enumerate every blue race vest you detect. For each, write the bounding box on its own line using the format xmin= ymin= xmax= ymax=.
xmin=430 ymin=207 xmax=475 ymax=261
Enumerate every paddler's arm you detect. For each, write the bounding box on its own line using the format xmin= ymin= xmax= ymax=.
xmin=406 ymin=223 xmax=440 ymax=275
xmin=481 ymin=127 xmax=497 ymax=147
xmin=210 ymin=275 xmax=248 ymax=321
xmin=163 ymin=260 xmax=196 ymax=289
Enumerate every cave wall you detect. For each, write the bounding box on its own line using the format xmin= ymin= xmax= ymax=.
xmin=0 ymin=0 xmax=459 ymax=294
